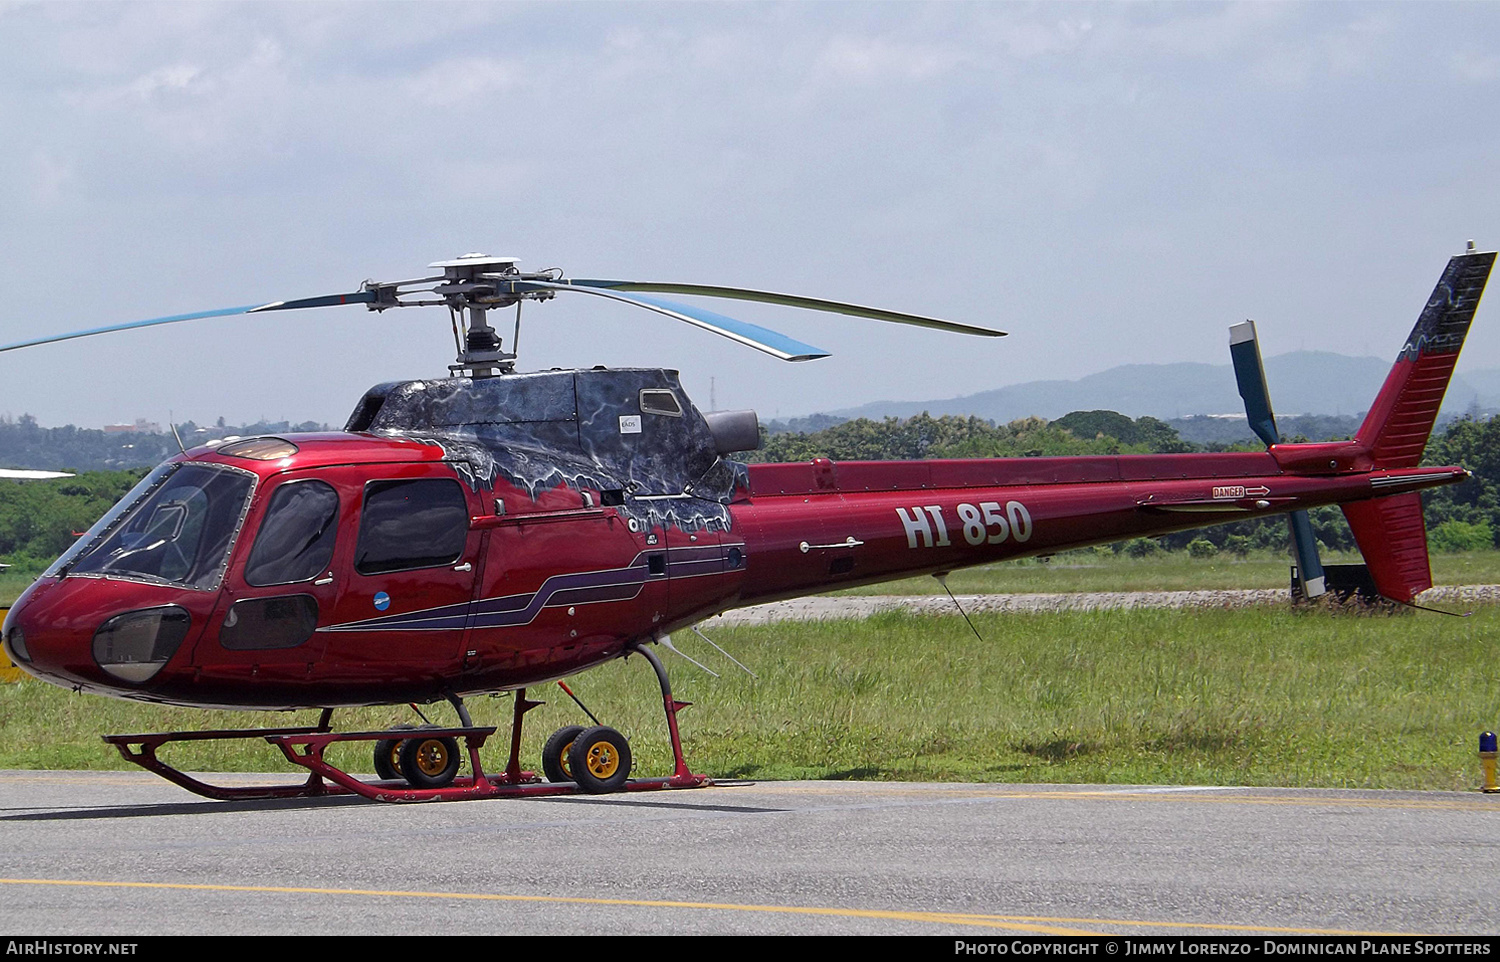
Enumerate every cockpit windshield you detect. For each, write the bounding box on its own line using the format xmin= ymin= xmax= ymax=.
xmin=46 ymin=462 xmax=256 ymax=590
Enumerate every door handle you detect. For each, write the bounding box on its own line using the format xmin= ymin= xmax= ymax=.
xmin=453 ymin=562 xmax=473 ymax=572
xmin=799 ymin=537 xmax=864 ymax=553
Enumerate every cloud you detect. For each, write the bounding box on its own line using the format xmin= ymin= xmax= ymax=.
xmin=14 ymin=149 xmax=74 ymax=209
xmin=401 ymin=56 xmax=522 ymax=107
xmin=122 ymin=63 xmax=204 ymax=101
xmin=1450 ymin=49 xmax=1500 ymax=83
xmin=1 ymin=2 xmax=1498 ymax=428
xmin=814 ymin=35 xmax=969 ymax=83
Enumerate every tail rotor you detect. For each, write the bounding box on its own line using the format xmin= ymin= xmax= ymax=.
xmin=1229 ymin=320 xmax=1327 ymax=598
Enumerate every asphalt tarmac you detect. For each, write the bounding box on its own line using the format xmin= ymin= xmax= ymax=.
xmin=2 ymin=771 xmax=1497 ymax=936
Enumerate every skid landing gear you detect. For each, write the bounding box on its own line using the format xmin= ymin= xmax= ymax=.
xmin=103 ymin=641 xmax=710 ymax=803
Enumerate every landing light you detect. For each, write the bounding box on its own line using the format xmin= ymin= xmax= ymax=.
xmin=3 ymin=625 xmax=26 ymax=663
xmin=92 ymin=607 xmax=192 ymax=683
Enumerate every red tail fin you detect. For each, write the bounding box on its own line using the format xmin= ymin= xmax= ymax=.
xmin=1356 ymin=250 xmax=1495 ymax=468
xmin=1340 ymin=494 xmax=1431 ymax=603
xmin=1336 ymin=250 xmax=1496 ymax=602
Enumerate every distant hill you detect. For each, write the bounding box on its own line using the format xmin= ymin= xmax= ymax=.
xmin=828 ymin=351 xmax=1497 ymax=425
xmin=762 ymin=413 xmax=849 ymax=436
xmin=1166 ymin=413 xmax=1366 ymax=446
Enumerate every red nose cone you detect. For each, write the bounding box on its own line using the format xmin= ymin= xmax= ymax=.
xmin=4 ymin=576 xmax=209 ymax=695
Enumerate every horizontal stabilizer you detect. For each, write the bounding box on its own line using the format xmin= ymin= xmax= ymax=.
xmin=1340 ymin=493 xmax=1431 ymax=603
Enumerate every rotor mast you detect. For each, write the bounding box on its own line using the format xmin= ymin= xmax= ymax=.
xmin=430 ymin=255 xmax=525 ymax=378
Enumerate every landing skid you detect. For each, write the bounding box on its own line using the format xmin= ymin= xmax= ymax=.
xmin=103 ymin=644 xmax=712 ymax=804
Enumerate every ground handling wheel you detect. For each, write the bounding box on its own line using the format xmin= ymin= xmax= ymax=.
xmin=373 ymin=724 xmax=415 ymax=781
xmin=566 ymin=726 xmax=632 ymax=794
xmin=542 ymin=725 xmax=586 ymax=783
xmin=399 ymin=733 xmax=461 ymax=789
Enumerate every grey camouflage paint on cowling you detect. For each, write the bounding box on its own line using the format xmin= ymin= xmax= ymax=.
xmin=1398 ymin=251 xmax=1497 ymax=361
xmin=343 ymin=368 xmax=746 ymax=532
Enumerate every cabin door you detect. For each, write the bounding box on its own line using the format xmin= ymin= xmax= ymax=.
xmin=316 ymin=464 xmax=481 ymax=695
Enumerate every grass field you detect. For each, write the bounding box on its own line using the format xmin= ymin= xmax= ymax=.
xmin=3 ymin=603 xmax=1496 ymax=791
xmin=833 ymin=549 xmax=1500 ymax=595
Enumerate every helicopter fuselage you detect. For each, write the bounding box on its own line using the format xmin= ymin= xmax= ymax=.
xmin=0 ymin=248 xmax=1489 ymax=807
xmin=1 ymin=364 xmax=1466 ymax=710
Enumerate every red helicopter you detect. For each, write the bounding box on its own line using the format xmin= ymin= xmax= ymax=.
xmin=0 ymin=248 xmax=1491 ymax=803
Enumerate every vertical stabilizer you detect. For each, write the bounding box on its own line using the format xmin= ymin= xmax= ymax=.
xmin=1356 ymin=250 xmax=1495 ymax=468
xmin=1340 ymin=493 xmax=1431 ymax=603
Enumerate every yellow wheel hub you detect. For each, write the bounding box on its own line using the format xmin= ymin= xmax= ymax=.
xmin=584 ymin=741 xmax=620 ymax=778
xmin=414 ymin=739 xmax=450 ymax=777
xmin=559 ymin=741 xmax=575 ymax=778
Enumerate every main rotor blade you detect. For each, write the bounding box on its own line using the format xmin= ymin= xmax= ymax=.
xmin=0 ymin=290 xmax=376 ymax=354
xmin=511 ymin=281 xmax=830 ymax=361
xmin=560 ymin=279 xmax=1006 ymax=338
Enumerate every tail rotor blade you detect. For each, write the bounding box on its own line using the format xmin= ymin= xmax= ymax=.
xmin=1229 ymin=320 xmax=1280 ymax=448
xmin=1229 ymin=320 xmax=1326 ymax=598
xmin=1289 ymin=509 xmax=1327 ymax=599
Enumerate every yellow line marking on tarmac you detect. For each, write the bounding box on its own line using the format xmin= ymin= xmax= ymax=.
xmin=0 ymin=878 xmax=1092 ymax=934
xmin=0 ymin=877 xmax=1419 ymax=936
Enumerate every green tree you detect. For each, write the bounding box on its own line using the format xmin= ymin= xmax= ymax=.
xmin=1422 ymin=416 xmax=1500 ymax=542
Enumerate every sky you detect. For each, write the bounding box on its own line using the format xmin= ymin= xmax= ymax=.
xmin=2 ymin=1 xmax=1499 ymax=429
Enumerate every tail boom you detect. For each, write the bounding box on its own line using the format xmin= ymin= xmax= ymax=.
xmin=729 ymin=459 xmax=1469 ymax=608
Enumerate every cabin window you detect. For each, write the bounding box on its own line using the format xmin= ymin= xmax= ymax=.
xmin=639 ymin=389 xmax=683 ymax=417
xmin=219 ymin=595 xmax=320 ymax=650
xmin=58 ymin=463 xmax=255 ymax=591
xmin=355 ymin=478 xmax=468 ymax=575
xmin=244 ymin=480 xmax=340 ymax=586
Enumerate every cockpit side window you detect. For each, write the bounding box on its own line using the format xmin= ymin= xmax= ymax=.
xmin=354 ymin=478 xmax=468 ymax=575
xmin=244 ymin=480 xmax=340 ymax=586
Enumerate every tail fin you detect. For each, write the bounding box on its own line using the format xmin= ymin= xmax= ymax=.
xmin=1356 ymin=249 xmax=1496 ymax=468
xmin=1340 ymin=494 xmax=1430 ymax=602
xmin=1336 ymin=248 xmax=1496 ymax=602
